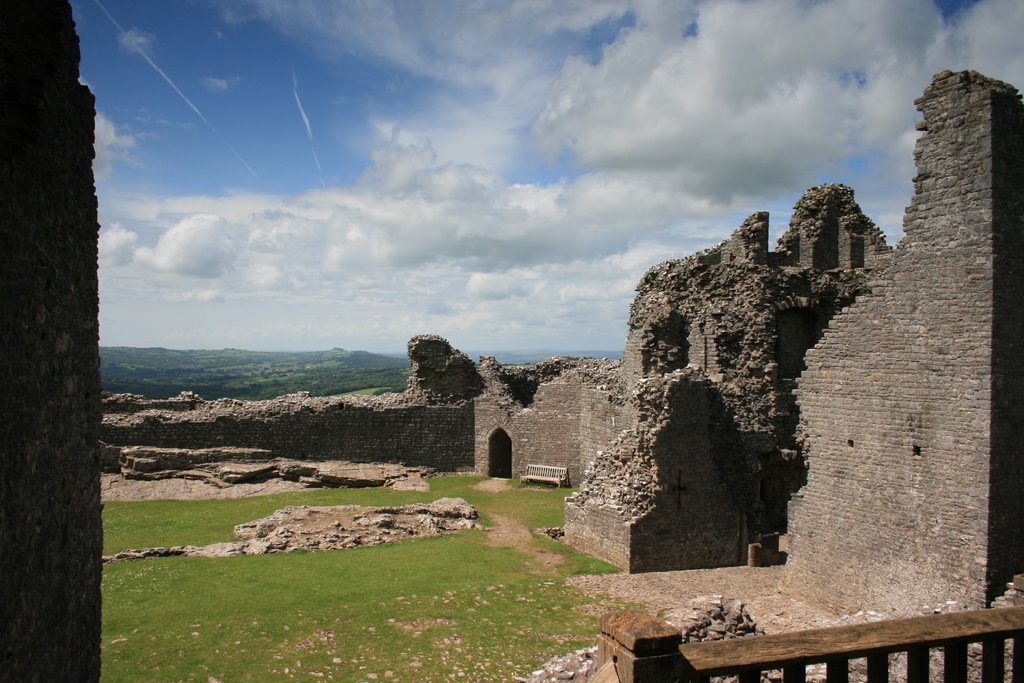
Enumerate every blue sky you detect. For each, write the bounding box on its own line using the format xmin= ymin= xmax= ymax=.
xmin=76 ymin=0 xmax=1023 ymax=353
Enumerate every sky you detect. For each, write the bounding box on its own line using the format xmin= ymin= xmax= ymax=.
xmin=75 ymin=0 xmax=1024 ymax=354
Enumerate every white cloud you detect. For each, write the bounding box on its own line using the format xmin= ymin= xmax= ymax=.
xmin=93 ymin=112 xmax=135 ymax=180
xmin=201 ymin=76 xmax=241 ymax=92
xmin=98 ymin=138 xmax=704 ymax=348
xmin=948 ymin=0 xmax=1024 ymax=82
xmin=218 ymin=0 xmax=632 ymax=171
xmin=98 ymin=0 xmax=1024 ymax=351
xmin=465 ymin=272 xmax=537 ymax=301
xmin=531 ymin=0 xmax=952 ymax=203
xmin=134 ymin=214 xmax=237 ymax=278
xmin=118 ymin=26 xmax=155 ymax=56
xmin=98 ymin=224 xmax=138 ymax=266
xmin=165 ymin=288 xmax=226 ymax=303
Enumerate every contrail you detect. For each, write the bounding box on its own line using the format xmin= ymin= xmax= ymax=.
xmin=292 ymin=72 xmax=325 ymax=187
xmin=93 ymin=0 xmax=257 ymax=178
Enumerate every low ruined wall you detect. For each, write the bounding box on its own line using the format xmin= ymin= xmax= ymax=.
xmin=2 ymin=2 xmax=102 ymax=679
xmin=102 ymin=393 xmax=202 ymax=414
xmin=563 ymin=505 xmax=633 ymax=569
xmin=102 ymin=396 xmax=476 ymax=471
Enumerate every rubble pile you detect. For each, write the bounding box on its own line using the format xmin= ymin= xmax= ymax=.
xmin=103 ymin=497 xmax=479 ymax=563
xmin=681 ymin=598 xmax=763 ymax=642
xmin=565 ymin=429 xmax=657 ymax=522
xmin=517 ymin=646 xmax=598 ymax=683
xmin=107 ymin=445 xmax=432 ymax=490
xmin=536 ymin=527 xmax=564 ymax=541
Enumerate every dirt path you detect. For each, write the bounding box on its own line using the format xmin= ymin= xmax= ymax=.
xmin=471 ymin=478 xmax=567 ymax=572
xmin=470 ymin=478 xmax=511 ymax=493
xmin=484 ymin=513 xmax=567 ymax=572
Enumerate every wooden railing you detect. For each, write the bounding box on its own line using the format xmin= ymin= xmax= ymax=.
xmin=596 ymin=606 xmax=1024 ymax=683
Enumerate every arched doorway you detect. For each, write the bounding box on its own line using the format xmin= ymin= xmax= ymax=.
xmin=487 ymin=428 xmax=512 ymax=478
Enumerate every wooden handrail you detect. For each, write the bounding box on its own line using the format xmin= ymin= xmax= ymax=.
xmin=678 ymin=605 xmax=1024 ymax=676
xmin=597 ymin=606 xmax=1024 ymax=683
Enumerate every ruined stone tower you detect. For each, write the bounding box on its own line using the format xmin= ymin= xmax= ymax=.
xmin=564 ymin=184 xmax=888 ymax=572
xmin=785 ymin=71 xmax=1024 ymax=611
xmin=1 ymin=2 xmax=102 ymax=679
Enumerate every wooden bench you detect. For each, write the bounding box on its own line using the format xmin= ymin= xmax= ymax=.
xmin=521 ymin=464 xmax=569 ymax=487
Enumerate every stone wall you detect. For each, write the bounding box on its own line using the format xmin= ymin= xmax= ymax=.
xmin=406 ymin=334 xmax=483 ymax=403
xmin=565 ymin=371 xmax=744 ymax=571
xmin=102 ymin=394 xmax=476 ymax=471
xmin=579 ymin=387 xmax=632 ymax=477
xmin=785 ymin=71 xmax=1024 ymax=611
xmin=565 ymin=186 xmax=888 ymax=573
xmin=623 ymin=188 xmax=881 ymax=453
xmin=509 ymin=383 xmax=584 ymax=481
xmin=773 ymin=184 xmax=890 ymax=271
xmin=1 ymin=1 xmax=102 ymax=679
xmin=102 ymin=345 xmax=626 ymax=484
xmin=987 ymin=72 xmax=1024 ymax=603
xmin=473 ymin=357 xmax=627 ymax=485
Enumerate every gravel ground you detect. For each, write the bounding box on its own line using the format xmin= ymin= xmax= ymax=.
xmin=569 ymin=565 xmax=858 ymax=634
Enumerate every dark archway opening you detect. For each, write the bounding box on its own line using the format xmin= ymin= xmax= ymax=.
xmin=487 ymin=428 xmax=512 ymax=478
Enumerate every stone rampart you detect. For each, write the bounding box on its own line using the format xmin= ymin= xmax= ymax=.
xmin=102 ymin=393 xmax=476 ymax=471
xmin=102 ymin=344 xmax=626 ymax=483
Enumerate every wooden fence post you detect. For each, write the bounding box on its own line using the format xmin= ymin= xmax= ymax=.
xmin=598 ymin=611 xmax=683 ymax=683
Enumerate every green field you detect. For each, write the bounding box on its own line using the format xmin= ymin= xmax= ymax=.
xmin=100 ymin=347 xmax=410 ymax=399
xmin=102 ymin=476 xmax=630 ymax=682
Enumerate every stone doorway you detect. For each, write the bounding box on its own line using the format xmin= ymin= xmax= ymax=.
xmin=487 ymin=428 xmax=512 ymax=478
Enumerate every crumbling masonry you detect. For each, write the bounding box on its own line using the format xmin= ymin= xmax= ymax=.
xmin=101 ymin=70 xmax=1024 ymax=613
xmin=563 ymin=183 xmax=890 ymax=572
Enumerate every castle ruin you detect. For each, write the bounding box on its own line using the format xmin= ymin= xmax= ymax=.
xmin=101 ymin=69 xmax=1024 ymax=613
xmin=7 ymin=1 xmax=1023 ymax=677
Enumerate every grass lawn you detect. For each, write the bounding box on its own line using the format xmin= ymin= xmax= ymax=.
xmin=102 ymin=476 xmax=631 ymax=682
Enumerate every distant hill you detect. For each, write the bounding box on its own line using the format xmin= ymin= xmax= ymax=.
xmin=100 ymin=347 xmax=410 ymax=400
xmin=474 ymin=350 xmax=622 ymax=365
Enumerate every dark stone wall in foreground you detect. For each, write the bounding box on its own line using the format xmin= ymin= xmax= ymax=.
xmin=0 ymin=2 xmax=102 ymax=680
